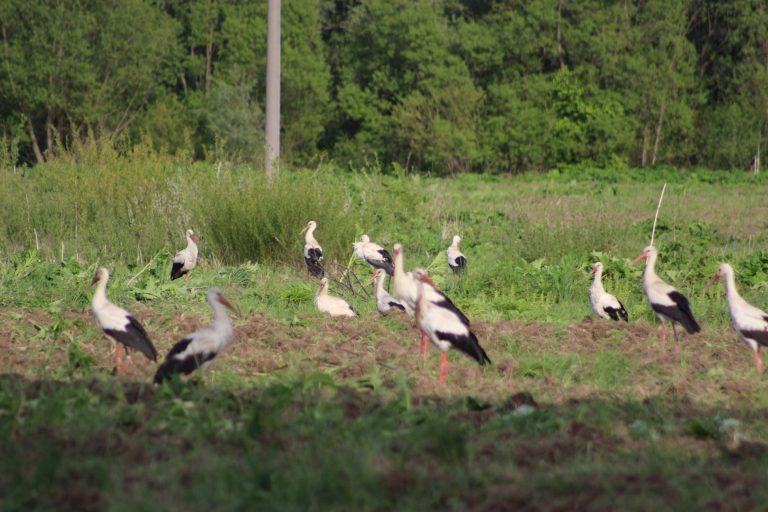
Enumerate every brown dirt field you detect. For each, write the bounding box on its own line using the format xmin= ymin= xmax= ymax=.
xmin=1 ymin=306 xmax=764 ymax=405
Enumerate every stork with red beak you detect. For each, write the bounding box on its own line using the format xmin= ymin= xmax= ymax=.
xmin=632 ymin=246 xmax=700 ymax=354
xmin=590 ymin=262 xmax=628 ymax=321
xmin=414 ymin=272 xmax=490 ymax=383
xmin=710 ymin=263 xmax=768 ymax=373
xmin=91 ymin=267 xmax=157 ymax=373
xmin=301 ymin=220 xmax=324 ymax=278
xmin=154 ymin=288 xmax=238 ymax=383
xmin=171 ymin=229 xmax=199 ymax=282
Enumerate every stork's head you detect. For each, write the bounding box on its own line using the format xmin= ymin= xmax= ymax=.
xmin=709 ymin=263 xmax=733 ymax=287
xmin=452 ymin=235 xmax=461 ymax=245
xmin=91 ymin=267 xmax=109 ymax=286
xmin=318 ymin=277 xmax=328 ymax=293
xmin=301 ymin=220 xmax=317 ymax=234
xmin=393 ymin=243 xmax=402 ymax=257
xmin=631 ymin=245 xmax=656 ymax=264
xmin=372 ymin=268 xmax=385 ymax=282
xmin=187 ymin=229 xmax=198 ymax=244
xmin=591 ymin=262 xmax=603 ymax=275
xmin=361 ymin=234 xmax=370 ymax=243
xmin=208 ymin=287 xmax=239 ymax=315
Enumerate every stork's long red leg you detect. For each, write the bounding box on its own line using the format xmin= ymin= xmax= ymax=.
xmin=659 ymin=324 xmax=667 ymax=356
xmin=439 ymin=352 xmax=448 ymax=384
xmin=419 ymin=330 xmax=429 ymax=359
xmin=754 ymin=348 xmax=763 ymax=374
xmin=115 ymin=343 xmax=124 ymax=374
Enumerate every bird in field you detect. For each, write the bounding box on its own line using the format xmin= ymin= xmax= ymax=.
xmin=710 ymin=263 xmax=768 ymax=374
xmin=414 ymin=272 xmax=490 ymax=383
xmin=446 ymin=235 xmax=467 ymax=274
xmin=170 ymin=229 xmax=198 ymax=282
xmin=316 ymin=277 xmax=356 ymax=318
xmin=301 ymin=220 xmax=324 ymax=278
xmin=354 ymin=234 xmax=395 ymax=276
xmin=154 ymin=288 xmax=238 ymax=384
xmin=632 ymin=246 xmax=700 ymax=354
xmin=589 ymin=262 xmax=628 ymax=321
xmin=393 ymin=243 xmax=471 ymax=360
xmin=91 ymin=267 xmax=157 ymax=374
xmin=373 ymin=269 xmax=406 ymax=315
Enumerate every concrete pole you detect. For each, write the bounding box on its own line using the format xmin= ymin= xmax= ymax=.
xmin=265 ymin=0 xmax=281 ymax=177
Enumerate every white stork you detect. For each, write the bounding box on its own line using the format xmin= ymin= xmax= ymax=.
xmin=632 ymin=246 xmax=700 ymax=354
xmin=590 ymin=262 xmax=628 ymax=321
xmin=710 ymin=263 xmax=768 ymax=373
xmin=414 ymin=273 xmax=490 ymax=383
xmin=446 ymin=235 xmax=467 ymax=274
xmin=393 ymin=244 xmax=471 ymax=359
xmin=91 ymin=267 xmax=157 ymax=373
xmin=301 ymin=220 xmax=324 ymax=278
xmin=316 ymin=277 xmax=356 ymax=317
xmin=354 ymin=234 xmax=394 ymax=275
xmin=154 ymin=288 xmax=238 ymax=383
xmin=373 ymin=269 xmax=406 ymax=315
xmin=171 ymin=228 xmax=199 ymax=282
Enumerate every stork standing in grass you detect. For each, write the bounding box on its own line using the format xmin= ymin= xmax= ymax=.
xmin=590 ymin=262 xmax=628 ymax=322
xmin=91 ymin=267 xmax=157 ymax=373
xmin=301 ymin=220 xmax=324 ymax=278
xmin=154 ymin=288 xmax=238 ymax=383
xmin=171 ymin=229 xmax=198 ymax=282
xmin=414 ymin=272 xmax=490 ymax=383
xmin=354 ymin=234 xmax=394 ymax=275
xmin=446 ymin=235 xmax=467 ymax=274
xmin=710 ymin=263 xmax=768 ymax=373
xmin=373 ymin=269 xmax=406 ymax=315
xmin=632 ymin=246 xmax=700 ymax=354
xmin=316 ymin=277 xmax=356 ymax=317
xmin=393 ymin=244 xmax=471 ymax=359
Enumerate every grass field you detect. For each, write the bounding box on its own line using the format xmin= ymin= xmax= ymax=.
xmin=3 ymin=165 xmax=768 ymax=510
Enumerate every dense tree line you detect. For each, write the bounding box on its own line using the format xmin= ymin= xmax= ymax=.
xmin=1 ymin=0 xmax=767 ymax=173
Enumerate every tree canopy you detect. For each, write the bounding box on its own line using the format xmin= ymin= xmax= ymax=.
xmin=1 ymin=0 xmax=767 ymax=172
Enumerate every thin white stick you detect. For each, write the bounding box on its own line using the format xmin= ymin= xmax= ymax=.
xmin=650 ymin=183 xmax=667 ymax=247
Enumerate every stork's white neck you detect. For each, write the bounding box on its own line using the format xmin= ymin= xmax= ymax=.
xmin=92 ymin=276 xmax=110 ymax=309
xmin=208 ymin=295 xmax=233 ymax=335
xmin=721 ymin=267 xmax=743 ymax=306
xmin=305 ymin=225 xmax=317 ymax=246
xmin=375 ymin=274 xmax=386 ymax=296
xmin=642 ymin=250 xmax=659 ymax=287
xmin=186 ymin=235 xmax=198 ymax=251
xmin=591 ymin=267 xmax=605 ymax=293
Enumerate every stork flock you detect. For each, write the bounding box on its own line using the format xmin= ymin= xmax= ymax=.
xmin=89 ymin=219 xmax=768 ymax=386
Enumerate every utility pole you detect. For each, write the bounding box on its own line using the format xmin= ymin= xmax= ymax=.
xmin=265 ymin=0 xmax=281 ymax=177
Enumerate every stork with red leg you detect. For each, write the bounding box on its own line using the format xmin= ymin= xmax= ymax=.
xmin=91 ymin=268 xmax=157 ymax=374
xmin=632 ymin=246 xmax=700 ymax=355
xmin=414 ymin=272 xmax=490 ymax=383
xmin=710 ymin=263 xmax=768 ymax=374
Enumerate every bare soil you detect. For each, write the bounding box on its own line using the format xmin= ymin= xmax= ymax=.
xmin=0 ymin=306 xmax=762 ymax=405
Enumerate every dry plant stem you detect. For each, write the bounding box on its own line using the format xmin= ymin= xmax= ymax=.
xmin=650 ymin=183 xmax=667 ymax=247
